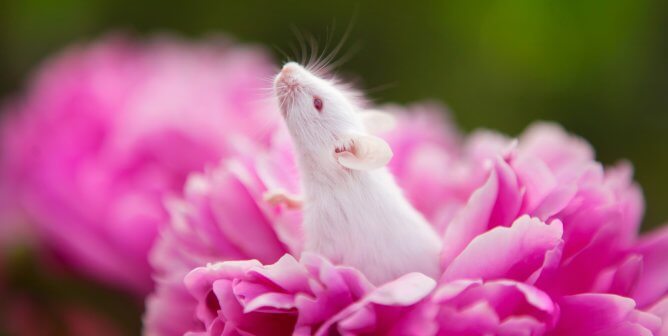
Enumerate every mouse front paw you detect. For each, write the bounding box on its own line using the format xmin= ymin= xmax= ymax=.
xmin=334 ymin=138 xmax=355 ymax=155
xmin=263 ymin=189 xmax=303 ymax=210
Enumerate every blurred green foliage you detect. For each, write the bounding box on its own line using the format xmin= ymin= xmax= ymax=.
xmin=0 ymin=0 xmax=666 ymax=230
xmin=0 ymin=246 xmax=142 ymax=335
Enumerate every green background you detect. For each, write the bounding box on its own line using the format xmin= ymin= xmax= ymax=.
xmin=0 ymin=1 xmax=666 ymax=333
xmin=1 ymin=0 xmax=667 ymax=228
xmin=2 ymin=0 xmax=667 ymax=229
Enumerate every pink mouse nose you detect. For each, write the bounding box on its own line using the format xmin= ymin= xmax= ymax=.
xmin=281 ymin=62 xmax=300 ymax=76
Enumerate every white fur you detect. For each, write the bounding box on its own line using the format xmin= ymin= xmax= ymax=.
xmin=274 ymin=62 xmax=442 ymax=284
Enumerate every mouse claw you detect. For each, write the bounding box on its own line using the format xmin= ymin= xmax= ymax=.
xmin=334 ymin=138 xmax=355 ymax=155
xmin=263 ymin=189 xmax=303 ymax=210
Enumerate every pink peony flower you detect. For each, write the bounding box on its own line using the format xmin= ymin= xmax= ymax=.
xmin=143 ymin=105 xmax=456 ymax=335
xmin=0 ymin=34 xmax=279 ymax=293
xmin=144 ymin=132 xmax=301 ymax=335
xmin=184 ymin=253 xmax=435 ymax=336
xmin=146 ymin=101 xmax=668 ymax=335
xmin=184 ymin=254 xmax=358 ymax=335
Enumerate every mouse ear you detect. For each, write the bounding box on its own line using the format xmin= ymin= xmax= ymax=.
xmin=336 ymin=134 xmax=393 ymax=170
xmin=359 ymin=110 xmax=396 ymax=134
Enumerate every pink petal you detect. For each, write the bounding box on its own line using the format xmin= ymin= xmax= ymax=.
xmin=518 ymin=122 xmax=594 ymax=174
xmin=440 ymin=166 xmax=499 ymax=267
xmin=441 ymin=158 xmax=524 ymax=268
xmin=592 ymin=254 xmax=643 ymax=296
xmin=294 ymin=254 xmax=373 ymax=329
xmin=512 ymin=153 xmax=557 ymax=214
xmin=531 ymin=184 xmax=578 ymax=220
xmin=246 ymin=254 xmax=311 ymax=294
xmin=590 ymin=322 xmax=653 ymax=336
xmin=442 ymin=216 xmax=563 ymax=283
xmin=241 ymin=292 xmax=296 ymax=313
xmin=208 ymin=169 xmax=286 ymax=264
xmin=554 ymin=293 xmax=641 ymax=335
xmin=497 ymin=316 xmax=548 ymax=336
xmin=184 ymin=260 xmax=262 ymax=305
xmin=436 ymin=302 xmax=500 ymax=335
xmin=316 ymin=273 xmax=436 ymax=336
xmin=432 ymin=279 xmax=484 ymax=302
xmin=433 ymin=279 xmax=557 ymax=334
xmin=633 ymin=225 xmax=668 ymax=307
xmin=489 ymin=158 xmax=524 ymax=228
xmin=366 ymin=272 xmax=437 ymax=306
xmin=648 ymin=296 xmax=668 ymax=336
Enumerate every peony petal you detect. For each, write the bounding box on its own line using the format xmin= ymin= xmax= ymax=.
xmin=184 ymin=260 xmax=262 ymax=305
xmin=519 ymin=122 xmax=594 ymax=175
xmin=648 ymin=296 xmax=668 ymax=336
xmin=208 ymin=167 xmax=287 ymax=264
xmin=554 ymin=293 xmax=642 ymax=335
xmin=440 ymin=167 xmax=499 ymax=267
xmin=316 ymin=273 xmax=435 ymax=336
xmin=592 ymin=254 xmax=643 ymax=297
xmin=633 ymin=225 xmax=668 ymax=307
xmin=436 ymin=302 xmax=500 ymax=336
xmin=551 ymin=222 xmax=621 ymax=295
xmin=433 ymin=279 xmax=557 ymax=334
xmin=497 ymin=316 xmax=547 ymax=336
xmin=241 ymin=292 xmax=296 ymax=313
xmin=531 ymin=184 xmax=578 ymax=221
xmin=628 ymin=309 xmax=662 ymax=335
xmin=337 ymin=305 xmax=376 ymax=334
xmin=441 ymin=158 xmax=524 ymax=269
xmin=489 ymin=158 xmax=524 ymax=228
xmin=432 ymin=279 xmax=483 ymax=302
xmin=246 ymin=254 xmax=311 ymax=294
xmin=590 ymin=322 xmax=653 ymax=336
xmin=366 ymin=273 xmax=437 ymax=306
xmin=512 ymin=153 xmax=557 ymax=214
xmin=493 ymin=280 xmax=556 ymax=315
xmin=294 ymin=255 xmax=372 ymax=332
xmin=442 ymin=216 xmax=563 ymax=283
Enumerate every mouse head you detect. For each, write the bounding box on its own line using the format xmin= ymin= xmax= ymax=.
xmin=274 ymin=62 xmax=396 ymax=171
xmin=274 ymin=62 xmax=362 ymax=143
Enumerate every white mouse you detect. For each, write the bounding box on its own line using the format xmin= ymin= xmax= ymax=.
xmin=265 ymin=62 xmax=442 ymax=284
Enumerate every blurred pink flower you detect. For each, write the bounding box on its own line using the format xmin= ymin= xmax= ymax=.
xmin=146 ymin=102 xmax=668 ymax=335
xmin=0 ymin=34 xmax=279 ymax=293
xmin=143 ymin=131 xmax=301 ymax=335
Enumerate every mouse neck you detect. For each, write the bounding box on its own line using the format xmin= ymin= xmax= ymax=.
xmin=294 ymin=148 xmax=397 ymax=203
xmin=296 ymin=150 xmax=360 ymax=192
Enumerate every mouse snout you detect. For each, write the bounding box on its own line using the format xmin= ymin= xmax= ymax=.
xmin=275 ymin=62 xmax=302 ymax=94
xmin=281 ymin=62 xmax=301 ymax=75
xmin=276 ymin=62 xmax=301 ymax=83
xmin=275 ymin=63 xmax=303 ymax=116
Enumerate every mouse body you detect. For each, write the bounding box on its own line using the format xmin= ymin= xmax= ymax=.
xmin=269 ymin=62 xmax=442 ymax=284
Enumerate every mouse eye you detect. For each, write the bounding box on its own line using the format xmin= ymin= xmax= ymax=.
xmin=313 ymin=97 xmax=323 ymax=112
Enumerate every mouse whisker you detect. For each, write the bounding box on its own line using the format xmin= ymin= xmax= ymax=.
xmin=288 ymin=42 xmax=300 ymax=63
xmin=308 ymin=18 xmax=355 ymax=77
xmin=290 ymin=25 xmax=309 ymax=66
xmin=272 ymin=44 xmax=293 ymax=64
xmin=305 ymin=31 xmax=320 ymax=69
